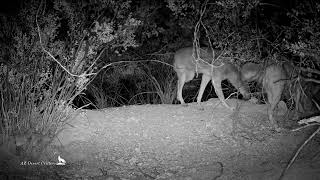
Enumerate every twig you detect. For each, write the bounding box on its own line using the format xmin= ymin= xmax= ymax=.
xmin=146 ymin=45 xmax=170 ymax=55
xmin=299 ymin=67 xmax=320 ymax=75
xmin=210 ymin=92 xmax=237 ymax=121
xmin=303 ymin=78 xmax=320 ymax=84
xmin=292 ymin=123 xmax=319 ymax=132
xmin=137 ymin=167 xmax=156 ymax=179
xmin=95 ymin=59 xmax=174 ymax=76
xmin=297 ymin=116 xmax=320 ymax=126
xmin=279 ymin=126 xmax=320 ymax=180
xmin=146 ymin=52 xmax=174 ymax=56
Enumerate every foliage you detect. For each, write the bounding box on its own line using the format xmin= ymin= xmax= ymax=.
xmin=0 ymin=0 xmax=142 ymax=161
xmin=283 ymin=1 xmax=320 ymax=64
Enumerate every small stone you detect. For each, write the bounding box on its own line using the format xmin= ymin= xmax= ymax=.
xmin=129 ymin=157 xmax=137 ymax=165
xmin=190 ymin=168 xmax=197 ymax=173
xmin=115 ymin=158 xmax=124 ymax=164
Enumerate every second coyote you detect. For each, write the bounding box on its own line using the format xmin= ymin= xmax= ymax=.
xmin=241 ymin=62 xmax=287 ymax=130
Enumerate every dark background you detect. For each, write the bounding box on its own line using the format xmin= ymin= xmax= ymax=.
xmin=0 ymin=0 xmax=319 ymax=109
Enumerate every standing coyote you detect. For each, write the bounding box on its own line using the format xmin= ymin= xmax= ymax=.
xmin=174 ymin=47 xmax=250 ymax=110
xmin=241 ymin=62 xmax=287 ymax=130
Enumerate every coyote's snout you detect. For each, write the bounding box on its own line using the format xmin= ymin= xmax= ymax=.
xmin=241 ymin=62 xmax=287 ymax=130
xmin=174 ymin=47 xmax=250 ymax=109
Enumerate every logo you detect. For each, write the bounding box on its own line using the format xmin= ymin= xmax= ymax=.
xmin=56 ymin=156 xmax=66 ymax=165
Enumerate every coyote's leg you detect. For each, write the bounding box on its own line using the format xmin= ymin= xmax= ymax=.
xmin=196 ymin=74 xmax=211 ymax=103
xmin=267 ymin=83 xmax=283 ymax=131
xmin=293 ymin=85 xmax=302 ymax=120
xmin=176 ymin=71 xmax=187 ymax=104
xmin=212 ymin=77 xmax=234 ymax=110
xmin=176 ymin=69 xmax=195 ymax=104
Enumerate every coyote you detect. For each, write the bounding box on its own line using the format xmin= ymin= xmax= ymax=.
xmin=174 ymin=47 xmax=250 ymax=110
xmin=241 ymin=62 xmax=287 ymax=130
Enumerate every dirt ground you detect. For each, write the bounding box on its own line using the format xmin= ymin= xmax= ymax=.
xmin=4 ymin=98 xmax=320 ymax=180
xmin=44 ymin=98 xmax=320 ymax=180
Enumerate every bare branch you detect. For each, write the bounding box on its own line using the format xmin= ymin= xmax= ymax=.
xmin=303 ymin=78 xmax=320 ymax=84
xmin=300 ymin=67 xmax=320 ymax=75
